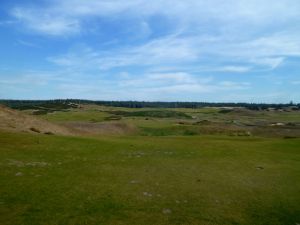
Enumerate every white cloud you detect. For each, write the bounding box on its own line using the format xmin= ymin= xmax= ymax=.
xmin=116 ymin=71 xmax=250 ymax=95
xmin=250 ymin=57 xmax=285 ymax=70
xmin=0 ymin=72 xmax=52 ymax=86
xmin=118 ymin=72 xmax=199 ymax=88
xmin=147 ymin=72 xmax=194 ymax=83
xmin=9 ymin=0 xmax=300 ymax=71
xmin=12 ymin=7 xmax=80 ymax=36
xmin=213 ymin=66 xmax=251 ymax=73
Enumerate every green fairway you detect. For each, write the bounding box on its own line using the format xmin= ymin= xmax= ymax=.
xmin=1 ymin=131 xmax=299 ymax=225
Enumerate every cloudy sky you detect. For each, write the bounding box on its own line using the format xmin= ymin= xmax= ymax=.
xmin=0 ymin=0 xmax=299 ymax=102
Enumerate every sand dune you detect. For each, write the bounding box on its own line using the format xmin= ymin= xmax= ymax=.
xmin=0 ymin=105 xmax=74 ymax=136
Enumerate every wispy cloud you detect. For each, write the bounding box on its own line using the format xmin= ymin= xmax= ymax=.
xmin=16 ymin=39 xmax=40 ymax=48
xmin=10 ymin=0 xmax=300 ymax=35
xmin=10 ymin=0 xmax=300 ymax=71
xmin=48 ymin=36 xmax=198 ymax=70
xmin=0 ymin=20 xmax=16 ymax=26
xmin=11 ymin=7 xmax=80 ymax=36
xmin=48 ymin=31 xmax=298 ymax=72
xmin=211 ymin=66 xmax=251 ymax=73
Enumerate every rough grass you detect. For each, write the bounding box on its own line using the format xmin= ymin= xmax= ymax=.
xmin=41 ymin=110 xmax=109 ymax=122
xmin=110 ymin=110 xmax=191 ymax=119
xmin=0 ymin=131 xmax=299 ymax=225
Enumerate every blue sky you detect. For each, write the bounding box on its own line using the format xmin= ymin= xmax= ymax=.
xmin=0 ymin=0 xmax=299 ymax=103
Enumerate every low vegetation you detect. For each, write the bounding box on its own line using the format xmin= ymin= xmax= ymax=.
xmin=109 ymin=110 xmax=192 ymax=119
xmin=0 ymin=102 xmax=299 ymax=225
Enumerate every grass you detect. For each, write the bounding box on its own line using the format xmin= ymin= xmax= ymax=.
xmin=0 ymin=131 xmax=300 ymax=225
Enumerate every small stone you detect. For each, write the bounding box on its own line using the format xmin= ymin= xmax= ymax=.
xmin=130 ymin=180 xmax=138 ymax=184
xmin=143 ymin=192 xmax=153 ymax=197
xmin=162 ymin=208 xmax=172 ymax=214
xmin=15 ymin=172 xmax=23 ymax=176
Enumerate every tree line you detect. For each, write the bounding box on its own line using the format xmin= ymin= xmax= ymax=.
xmin=0 ymin=99 xmax=299 ymax=110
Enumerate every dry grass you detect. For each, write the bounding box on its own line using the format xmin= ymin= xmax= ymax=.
xmin=0 ymin=105 xmax=75 ymax=136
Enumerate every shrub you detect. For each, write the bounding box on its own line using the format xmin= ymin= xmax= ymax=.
xmin=30 ymin=127 xmax=41 ymax=133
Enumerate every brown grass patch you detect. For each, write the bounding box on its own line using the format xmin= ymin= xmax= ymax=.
xmin=64 ymin=121 xmax=138 ymax=135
